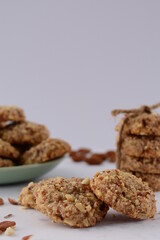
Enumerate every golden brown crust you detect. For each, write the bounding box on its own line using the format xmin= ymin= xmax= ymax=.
xmin=121 ymin=169 xmax=160 ymax=192
xmin=123 ymin=113 xmax=160 ymax=136
xmin=0 ymin=121 xmax=49 ymax=145
xmin=115 ymin=112 xmax=160 ymax=169
xmin=114 ymin=105 xmax=160 ymax=191
xmin=120 ymin=154 xmax=160 ymax=174
xmin=0 ymin=106 xmax=25 ymax=123
xmin=18 ymin=182 xmax=37 ymax=208
xmin=0 ymin=158 xmax=14 ymax=167
xmin=21 ymin=138 xmax=71 ymax=165
xmin=0 ymin=139 xmax=19 ymax=159
xmin=122 ymin=136 xmax=160 ymax=158
xmin=34 ymin=177 xmax=108 ymax=228
xmin=90 ymin=169 xmax=156 ymax=219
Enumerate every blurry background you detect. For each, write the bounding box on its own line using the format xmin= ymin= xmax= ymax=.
xmin=0 ymin=0 xmax=159 ymax=151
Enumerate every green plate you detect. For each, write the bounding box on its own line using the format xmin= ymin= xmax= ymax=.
xmin=0 ymin=157 xmax=64 ymax=184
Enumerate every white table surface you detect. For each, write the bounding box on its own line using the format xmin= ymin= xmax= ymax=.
xmin=0 ymin=157 xmax=160 ymax=240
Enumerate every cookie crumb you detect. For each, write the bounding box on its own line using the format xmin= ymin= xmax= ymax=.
xmin=8 ymin=198 xmax=19 ymax=205
xmin=4 ymin=214 xmax=13 ymax=219
xmin=0 ymin=197 xmax=4 ymax=205
xmin=21 ymin=206 xmax=29 ymax=210
xmin=5 ymin=226 xmax=15 ymax=236
xmin=22 ymin=234 xmax=33 ymax=240
xmin=0 ymin=221 xmax=16 ymax=232
xmin=81 ymin=178 xmax=90 ymax=185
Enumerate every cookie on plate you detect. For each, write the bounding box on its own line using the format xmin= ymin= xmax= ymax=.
xmin=0 ymin=158 xmax=14 ymax=167
xmin=0 ymin=121 xmax=49 ymax=145
xmin=34 ymin=177 xmax=109 ymax=228
xmin=90 ymin=169 xmax=156 ymax=219
xmin=0 ymin=106 xmax=25 ymax=123
xmin=21 ymin=138 xmax=71 ymax=165
xmin=0 ymin=139 xmax=19 ymax=159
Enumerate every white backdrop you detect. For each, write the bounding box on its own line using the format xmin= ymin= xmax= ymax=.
xmin=0 ymin=0 xmax=160 ymax=151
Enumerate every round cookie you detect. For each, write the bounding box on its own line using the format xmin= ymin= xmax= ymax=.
xmin=21 ymin=138 xmax=71 ymax=165
xmin=0 ymin=158 xmax=14 ymax=167
xmin=121 ymin=169 xmax=160 ymax=192
xmin=19 ymin=179 xmax=52 ymax=211
xmin=0 ymin=121 xmax=49 ymax=145
xmin=19 ymin=182 xmax=37 ymax=209
xmin=0 ymin=139 xmax=19 ymax=159
xmin=0 ymin=106 xmax=25 ymax=123
xmin=123 ymin=113 xmax=160 ymax=136
xmin=122 ymin=136 xmax=160 ymax=158
xmin=90 ymin=169 xmax=156 ymax=219
xmin=132 ymin=172 xmax=160 ymax=192
xmin=120 ymin=154 xmax=160 ymax=174
xmin=34 ymin=177 xmax=108 ymax=228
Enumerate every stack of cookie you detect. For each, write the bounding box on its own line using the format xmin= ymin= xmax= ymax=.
xmin=112 ymin=103 xmax=160 ymax=191
xmin=0 ymin=106 xmax=70 ymax=167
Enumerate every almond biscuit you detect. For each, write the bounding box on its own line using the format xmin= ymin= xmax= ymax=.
xmin=90 ymin=169 xmax=156 ymax=219
xmin=21 ymin=138 xmax=70 ymax=164
xmin=0 ymin=122 xmax=49 ymax=145
xmin=123 ymin=113 xmax=160 ymax=136
xmin=0 ymin=139 xmax=19 ymax=159
xmin=121 ymin=136 xmax=160 ymax=159
xmin=121 ymin=169 xmax=160 ymax=192
xmin=0 ymin=106 xmax=25 ymax=123
xmin=34 ymin=177 xmax=108 ymax=228
xmin=0 ymin=158 xmax=14 ymax=167
xmin=120 ymin=154 xmax=160 ymax=174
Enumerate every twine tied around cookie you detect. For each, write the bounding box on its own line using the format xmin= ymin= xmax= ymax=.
xmin=112 ymin=102 xmax=160 ymax=169
xmin=112 ymin=102 xmax=160 ymax=117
